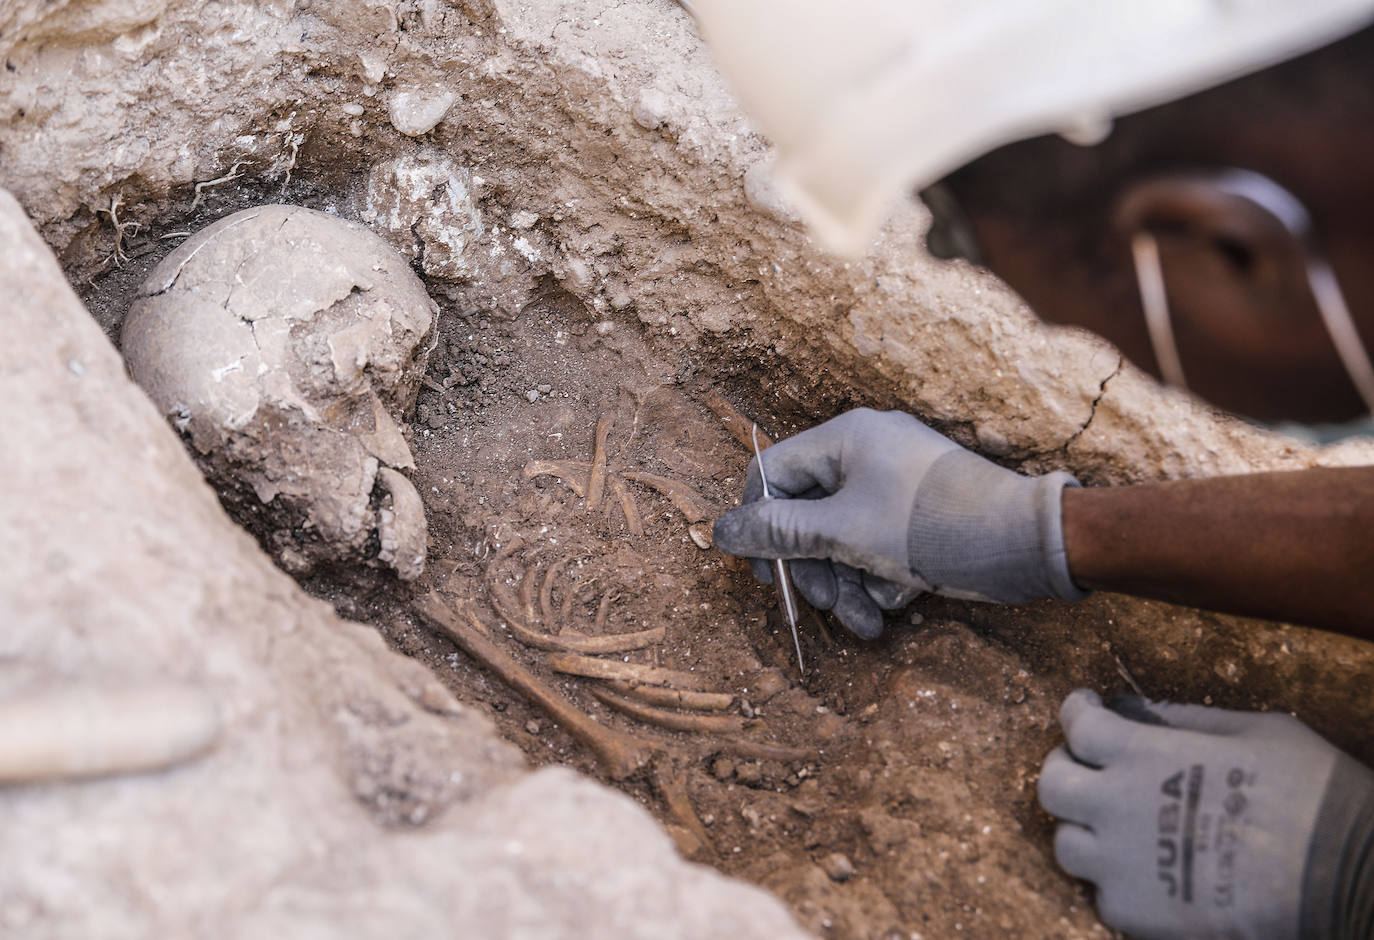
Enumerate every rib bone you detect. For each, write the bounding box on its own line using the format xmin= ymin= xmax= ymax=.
xmin=415 ymin=594 xmax=654 ymax=779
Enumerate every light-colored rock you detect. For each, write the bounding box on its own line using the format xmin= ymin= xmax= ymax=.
xmin=388 ymin=85 xmax=457 ymax=136
xmin=122 ymin=205 xmax=435 ymax=580
xmin=360 ymin=149 xmax=484 ymax=280
xmin=0 ymin=190 xmax=807 ymax=939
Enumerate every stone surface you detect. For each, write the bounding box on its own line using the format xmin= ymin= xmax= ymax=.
xmin=122 ymin=205 xmax=435 ymax=579
xmin=0 ymin=190 xmax=806 ymax=938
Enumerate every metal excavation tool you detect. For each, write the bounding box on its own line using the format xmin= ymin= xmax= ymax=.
xmin=751 ymin=423 xmax=805 ymax=674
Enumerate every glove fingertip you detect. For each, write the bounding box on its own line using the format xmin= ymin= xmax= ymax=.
xmin=749 ymin=558 xmax=775 ymax=585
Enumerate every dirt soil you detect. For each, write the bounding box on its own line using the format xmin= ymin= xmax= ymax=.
xmin=79 ymin=184 xmax=1374 ymax=940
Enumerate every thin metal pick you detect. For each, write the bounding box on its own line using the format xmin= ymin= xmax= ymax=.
xmin=752 ymin=423 xmax=804 ymax=674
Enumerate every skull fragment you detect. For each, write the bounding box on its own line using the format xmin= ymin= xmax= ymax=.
xmin=122 ymin=205 xmax=436 ymax=580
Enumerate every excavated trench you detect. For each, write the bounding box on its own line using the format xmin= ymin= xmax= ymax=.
xmin=72 ymin=165 xmax=1374 ymax=939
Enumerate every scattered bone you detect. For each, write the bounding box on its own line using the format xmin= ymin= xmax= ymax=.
xmin=375 ymin=467 xmax=427 ymax=581
xmin=545 ymin=653 xmax=717 ymax=691
xmin=486 ymin=578 xmax=664 ymax=654
xmin=517 ymin=567 xmax=539 ymax=623
xmin=593 ymin=591 xmax=616 ymax=632
xmin=415 ymin=594 xmax=654 ymax=779
xmin=523 ymin=460 xmax=589 ymax=497
xmin=586 ymin=414 xmax=614 ymax=512
xmin=611 ymin=476 xmax=645 ymax=536
xmin=591 ymin=687 xmax=748 ymax=734
xmin=653 ymin=758 xmax=713 ymax=856
xmin=0 ymin=683 xmax=221 ymax=784
xmin=715 ymin=738 xmax=818 ymax=763
xmin=702 ymin=390 xmax=773 ymax=451
xmin=622 ymin=470 xmax=715 ymax=523
xmin=605 ymin=681 xmax=734 ymax=712
xmin=539 ymin=557 xmax=571 ymax=624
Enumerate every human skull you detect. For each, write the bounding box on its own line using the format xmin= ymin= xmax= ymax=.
xmin=122 ymin=205 xmax=436 ymax=580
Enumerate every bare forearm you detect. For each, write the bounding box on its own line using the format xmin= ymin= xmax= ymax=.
xmin=1062 ymin=467 xmax=1374 ymax=639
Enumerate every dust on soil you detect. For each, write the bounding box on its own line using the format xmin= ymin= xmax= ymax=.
xmin=80 ymin=188 xmax=1372 ymax=940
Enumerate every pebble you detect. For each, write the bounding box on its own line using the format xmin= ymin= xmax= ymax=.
xmin=525 ymin=389 xmax=540 ymax=403
xmin=711 ymin=757 xmax=735 ymax=781
xmin=734 ymin=761 xmax=764 ymax=786
xmin=525 ymin=719 xmax=542 ymax=735
xmin=821 ymin=852 xmax=856 ymax=883
xmin=536 ymin=384 xmax=553 ymax=394
xmin=688 ymin=522 xmax=712 ymax=550
xmin=387 ymin=87 xmax=456 ymax=136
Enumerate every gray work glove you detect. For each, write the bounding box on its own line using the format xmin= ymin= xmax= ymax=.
xmin=712 ymin=408 xmax=1086 ymax=639
xmin=1039 ymin=689 xmax=1374 ymax=940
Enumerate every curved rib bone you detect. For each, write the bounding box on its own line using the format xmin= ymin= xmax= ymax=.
xmin=487 ymin=577 xmax=665 ymax=654
xmin=545 ymin=652 xmax=716 ymax=690
xmin=591 ymin=687 xmax=747 ymax=734
xmin=604 ymin=680 xmax=734 ymax=712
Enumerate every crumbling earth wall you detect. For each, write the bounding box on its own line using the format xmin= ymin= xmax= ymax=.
xmin=3 ymin=0 xmax=1374 ymax=935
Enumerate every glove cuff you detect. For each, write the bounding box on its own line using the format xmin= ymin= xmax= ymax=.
xmin=907 ymin=452 xmax=1088 ymax=603
xmin=1301 ymin=754 xmax=1374 ymax=940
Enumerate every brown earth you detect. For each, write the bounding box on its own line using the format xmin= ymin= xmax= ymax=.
xmin=79 ymin=182 xmax=1374 ymax=940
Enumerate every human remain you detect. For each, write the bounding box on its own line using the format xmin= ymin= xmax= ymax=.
xmin=690 ymin=2 xmax=1374 ymax=937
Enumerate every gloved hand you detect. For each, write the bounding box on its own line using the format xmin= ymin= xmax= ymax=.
xmin=711 ymin=408 xmax=1087 ymax=638
xmin=1039 ymin=689 xmax=1374 ymax=940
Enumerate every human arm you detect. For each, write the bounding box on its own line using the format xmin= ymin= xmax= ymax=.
xmin=1062 ymin=468 xmax=1374 ymax=640
xmin=712 ymin=407 xmax=1374 ymax=641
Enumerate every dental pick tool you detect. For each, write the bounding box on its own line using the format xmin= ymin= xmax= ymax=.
xmin=751 ymin=423 xmax=804 ymax=674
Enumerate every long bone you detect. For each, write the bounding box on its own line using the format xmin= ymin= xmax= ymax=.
xmin=590 ymin=687 xmax=748 ymax=734
xmin=415 ymin=594 xmax=655 ymax=779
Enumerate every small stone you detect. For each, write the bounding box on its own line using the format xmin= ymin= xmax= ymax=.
xmin=526 ymin=389 xmax=540 ymax=403
xmin=734 ymin=761 xmax=763 ymax=786
xmin=525 ymin=719 xmax=542 ymax=735
xmin=536 ymin=384 xmax=552 ymax=394
xmin=711 ymin=757 xmax=735 ymax=781
xmin=821 ymin=852 xmax=856 ymax=883
xmin=747 ymin=668 xmax=789 ymax=703
xmin=632 ymin=87 xmax=670 ymax=130
xmin=387 ymin=86 xmax=456 ymax=136
xmin=427 ymin=413 xmax=450 ymax=429
xmin=688 ymin=523 xmax=712 ymax=550
xmin=594 ymin=320 xmax=615 ymax=336
xmin=509 ymin=209 xmax=539 ymax=230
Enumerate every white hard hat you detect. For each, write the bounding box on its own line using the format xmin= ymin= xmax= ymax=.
xmin=690 ymin=0 xmax=1374 ymax=256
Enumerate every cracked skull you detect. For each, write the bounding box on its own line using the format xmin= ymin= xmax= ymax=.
xmin=122 ymin=205 xmax=436 ymax=580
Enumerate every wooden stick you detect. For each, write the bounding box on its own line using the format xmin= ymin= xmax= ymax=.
xmin=604 ymin=680 xmax=734 ymax=712
xmin=591 ymin=687 xmax=747 ymax=734
xmin=621 ymin=470 xmax=715 ymax=523
xmin=545 ymin=653 xmax=717 ymax=691
xmin=414 ymin=594 xmax=655 ymax=779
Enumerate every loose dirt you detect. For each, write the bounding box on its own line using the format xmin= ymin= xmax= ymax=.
xmin=79 ymin=187 xmax=1373 ymax=940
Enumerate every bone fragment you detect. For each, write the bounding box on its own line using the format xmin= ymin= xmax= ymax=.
xmin=604 ymin=681 xmax=734 ymax=712
xmin=523 ymin=460 xmax=589 ymax=497
xmin=486 ymin=579 xmax=665 ymax=654
xmin=375 ymin=467 xmax=427 ymax=580
xmin=611 ymin=476 xmax=644 ymax=536
xmin=715 ymin=737 xmax=817 ymax=763
xmin=415 ymin=594 xmax=654 ymax=779
xmin=545 ymin=653 xmax=717 ymax=691
xmin=586 ymin=414 xmax=614 ymax=512
xmin=702 ymin=390 xmax=773 ymax=451
xmin=591 ymin=687 xmax=747 ymax=734
xmin=621 ymin=471 xmax=715 ymax=523
xmin=653 ymin=758 xmax=713 ymax=857
xmin=593 ymin=590 xmax=616 ymax=632
xmin=0 ymin=683 xmax=221 ymax=784
xmin=539 ymin=557 xmax=570 ymax=624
